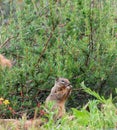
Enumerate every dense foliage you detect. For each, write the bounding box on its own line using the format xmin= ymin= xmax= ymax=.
xmin=0 ymin=86 xmax=117 ymax=129
xmin=0 ymin=0 xmax=117 ymax=121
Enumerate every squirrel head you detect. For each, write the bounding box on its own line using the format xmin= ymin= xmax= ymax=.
xmin=55 ymin=77 xmax=72 ymax=90
xmin=49 ymin=77 xmax=72 ymax=102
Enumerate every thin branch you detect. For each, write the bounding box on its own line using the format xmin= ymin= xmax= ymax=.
xmin=35 ymin=32 xmax=53 ymax=67
xmin=0 ymin=34 xmax=19 ymax=49
xmin=37 ymin=88 xmax=83 ymax=92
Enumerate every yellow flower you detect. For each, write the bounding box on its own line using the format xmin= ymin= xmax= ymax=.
xmin=3 ymin=100 xmax=10 ymax=105
xmin=0 ymin=97 xmax=4 ymax=101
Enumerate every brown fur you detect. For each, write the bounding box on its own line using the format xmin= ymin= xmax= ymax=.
xmin=0 ymin=54 xmax=12 ymax=68
xmin=46 ymin=77 xmax=72 ymax=119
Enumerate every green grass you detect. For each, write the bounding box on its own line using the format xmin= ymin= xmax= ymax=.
xmin=0 ymin=87 xmax=117 ymax=130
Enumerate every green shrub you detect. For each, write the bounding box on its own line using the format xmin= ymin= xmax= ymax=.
xmin=0 ymin=0 xmax=117 ymax=118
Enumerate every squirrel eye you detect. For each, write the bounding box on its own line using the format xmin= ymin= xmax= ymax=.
xmin=61 ymin=80 xmax=65 ymax=83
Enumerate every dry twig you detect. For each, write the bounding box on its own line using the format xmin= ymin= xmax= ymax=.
xmin=0 ymin=34 xmax=19 ymax=49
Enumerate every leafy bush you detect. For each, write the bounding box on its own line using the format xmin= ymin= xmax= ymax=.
xmin=0 ymin=0 xmax=117 ymax=118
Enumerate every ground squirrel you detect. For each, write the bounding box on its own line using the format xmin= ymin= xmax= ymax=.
xmin=45 ymin=77 xmax=72 ymax=119
xmin=0 ymin=54 xmax=12 ymax=68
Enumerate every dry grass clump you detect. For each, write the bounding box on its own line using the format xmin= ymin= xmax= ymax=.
xmin=0 ymin=54 xmax=12 ymax=68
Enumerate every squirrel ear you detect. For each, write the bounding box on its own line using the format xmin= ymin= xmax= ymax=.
xmin=55 ymin=77 xmax=59 ymax=82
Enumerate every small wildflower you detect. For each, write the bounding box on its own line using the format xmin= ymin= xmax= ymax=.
xmin=8 ymin=107 xmax=16 ymax=114
xmin=40 ymin=110 xmax=46 ymax=116
xmin=37 ymin=102 xmax=41 ymax=108
xmin=3 ymin=100 xmax=10 ymax=105
xmin=0 ymin=97 xmax=4 ymax=101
